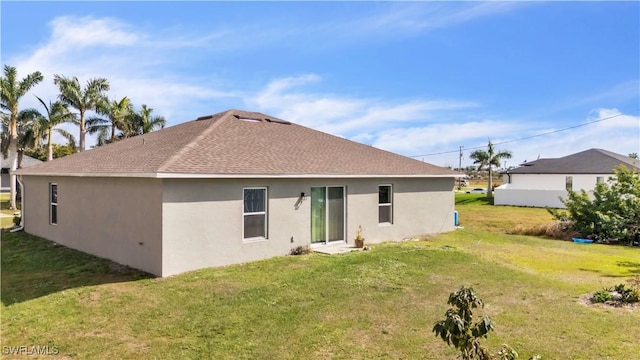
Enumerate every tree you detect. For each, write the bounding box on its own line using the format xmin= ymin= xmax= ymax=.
xmin=0 ymin=65 xmax=43 ymax=209
xmin=25 ymin=143 xmax=76 ymax=162
xmin=134 ymin=104 xmax=166 ymax=135
xmin=549 ymin=166 xmax=640 ymax=245
xmin=88 ymin=102 xmax=165 ymax=145
xmin=629 ymin=153 xmax=638 ymax=160
xmin=433 ymin=287 xmax=540 ymax=360
xmin=1 ymin=109 xmax=41 ymax=169
xmin=87 ymin=96 xmax=133 ymax=145
xmin=31 ymin=96 xmax=77 ymax=160
xmin=469 ymin=140 xmax=512 ymax=198
xmin=53 ymin=75 xmax=110 ymax=152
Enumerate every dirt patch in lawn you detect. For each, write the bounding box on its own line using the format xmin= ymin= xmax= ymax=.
xmin=578 ymin=293 xmax=640 ymax=311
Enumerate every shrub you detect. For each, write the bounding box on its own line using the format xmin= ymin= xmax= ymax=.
xmin=592 ymin=289 xmax=613 ymax=303
xmin=610 ymin=284 xmax=639 ymax=303
xmin=433 ymin=286 xmax=540 ymax=360
xmin=12 ymin=215 xmax=21 ymax=227
xmin=289 ymin=245 xmax=311 ymax=255
xmin=549 ymin=166 xmax=640 ymax=245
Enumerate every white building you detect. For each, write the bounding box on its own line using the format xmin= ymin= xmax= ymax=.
xmin=494 ymin=149 xmax=639 ymax=208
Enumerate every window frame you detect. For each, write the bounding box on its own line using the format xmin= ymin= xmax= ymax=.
xmin=596 ymin=176 xmax=604 ymax=185
xmin=565 ymin=176 xmax=573 ymax=191
xmin=378 ymin=184 xmax=393 ymax=225
xmin=242 ymin=187 xmax=268 ymax=241
xmin=50 ymin=183 xmax=58 ymax=225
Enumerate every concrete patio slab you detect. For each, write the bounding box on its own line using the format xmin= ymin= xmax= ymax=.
xmin=312 ymin=242 xmax=362 ymax=255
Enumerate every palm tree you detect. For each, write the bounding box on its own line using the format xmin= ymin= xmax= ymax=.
xmin=31 ymin=96 xmax=77 ymax=160
xmin=134 ymin=104 xmax=166 ymax=135
xmin=1 ymin=109 xmax=41 ymax=169
xmin=87 ymin=96 xmax=133 ymax=145
xmin=53 ymin=75 xmax=110 ymax=152
xmin=469 ymin=140 xmax=512 ymax=198
xmin=0 ymin=65 xmax=43 ymax=209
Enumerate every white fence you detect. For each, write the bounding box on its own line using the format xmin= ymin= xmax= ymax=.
xmin=493 ymin=188 xmax=568 ymax=208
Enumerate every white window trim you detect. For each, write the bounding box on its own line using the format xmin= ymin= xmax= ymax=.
xmin=565 ymin=176 xmax=573 ymax=191
xmin=50 ymin=183 xmax=58 ymax=225
xmin=378 ymin=184 xmax=393 ymax=225
xmin=242 ymin=187 xmax=268 ymax=241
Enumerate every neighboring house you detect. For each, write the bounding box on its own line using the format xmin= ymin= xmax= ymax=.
xmin=16 ymin=109 xmax=460 ymax=277
xmin=1 ymin=154 xmax=43 ymax=193
xmin=495 ymin=148 xmax=639 ymax=208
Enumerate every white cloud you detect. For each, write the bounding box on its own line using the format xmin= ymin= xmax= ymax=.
xmin=249 ymin=74 xmax=477 ymax=137
xmin=340 ymin=2 xmax=522 ymax=38
xmin=250 ymin=76 xmax=640 ymax=169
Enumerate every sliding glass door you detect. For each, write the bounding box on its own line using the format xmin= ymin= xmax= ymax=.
xmin=311 ymin=186 xmax=345 ymax=244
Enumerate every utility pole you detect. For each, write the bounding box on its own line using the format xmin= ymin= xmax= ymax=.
xmin=458 ymin=146 xmax=463 ymax=189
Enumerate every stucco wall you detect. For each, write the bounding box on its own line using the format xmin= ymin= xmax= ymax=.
xmin=21 ymin=176 xmax=163 ymax=275
xmin=507 ymin=173 xmax=612 ymax=191
xmin=161 ymin=177 xmax=455 ymax=276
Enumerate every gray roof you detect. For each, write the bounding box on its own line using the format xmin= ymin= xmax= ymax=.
xmin=1 ymin=154 xmax=43 ymax=169
xmin=508 ymin=149 xmax=640 ymax=174
xmin=16 ymin=109 xmax=459 ymax=178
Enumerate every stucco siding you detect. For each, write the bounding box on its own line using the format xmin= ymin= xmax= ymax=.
xmin=497 ymin=173 xmax=611 ymax=208
xmin=21 ymin=176 xmax=163 ymax=275
xmin=161 ymin=177 xmax=455 ymax=276
xmin=507 ymin=173 xmax=611 ymax=191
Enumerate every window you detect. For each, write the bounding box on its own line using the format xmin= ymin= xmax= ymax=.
xmin=378 ymin=185 xmax=393 ymax=224
xmin=50 ymin=183 xmax=58 ymax=225
xmin=565 ymin=176 xmax=573 ymax=191
xmin=596 ymin=176 xmax=604 ymax=185
xmin=243 ymin=187 xmax=267 ymax=240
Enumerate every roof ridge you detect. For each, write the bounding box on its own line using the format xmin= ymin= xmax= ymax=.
xmin=156 ymin=110 xmax=232 ymax=172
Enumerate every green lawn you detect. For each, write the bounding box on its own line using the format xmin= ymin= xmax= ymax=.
xmin=0 ymin=193 xmax=19 ymax=229
xmin=1 ymin=194 xmax=638 ymax=359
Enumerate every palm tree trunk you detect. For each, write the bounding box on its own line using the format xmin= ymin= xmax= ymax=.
xmin=78 ymin=110 xmax=87 ymax=152
xmin=8 ymin=139 xmax=18 ymax=210
xmin=47 ymin=128 xmax=54 ymax=161
xmin=9 ymin=111 xmax=18 ymax=210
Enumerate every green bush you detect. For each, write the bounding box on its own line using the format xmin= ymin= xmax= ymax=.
xmin=610 ymin=284 xmax=640 ymax=303
xmin=433 ymin=286 xmax=540 ymax=360
xmin=12 ymin=215 xmax=21 ymax=227
xmin=549 ymin=166 xmax=640 ymax=245
xmin=592 ymin=289 xmax=613 ymax=303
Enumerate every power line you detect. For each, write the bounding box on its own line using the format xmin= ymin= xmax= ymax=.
xmin=410 ymin=113 xmax=624 ymax=158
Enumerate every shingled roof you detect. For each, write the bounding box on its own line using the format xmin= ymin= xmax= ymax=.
xmin=16 ymin=109 xmax=458 ymax=178
xmin=1 ymin=154 xmax=42 ymax=169
xmin=508 ymin=148 xmax=640 ymax=174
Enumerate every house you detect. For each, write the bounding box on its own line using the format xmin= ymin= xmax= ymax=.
xmin=15 ymin=109 xmax=460 ymax=277
xmin=494 ymin=148 xmax=639 ymax=208
xmin=1 ymin=154 xmax=42 ymax=193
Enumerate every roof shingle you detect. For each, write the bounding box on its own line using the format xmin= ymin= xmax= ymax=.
xmin=16 ymin=109 xmax=458 ymax=178
xmin=508 ymin=148 xmax=639 ymax=174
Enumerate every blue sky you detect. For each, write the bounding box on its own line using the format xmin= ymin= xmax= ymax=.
xmin=2 ymin=1 xmax=639 ymax=168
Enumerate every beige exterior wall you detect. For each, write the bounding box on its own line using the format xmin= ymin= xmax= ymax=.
xmin=21 ymin=176 xmax=163 ymax=275
xmin=21 ymin=175 xmax=455 ymax=277
xmin=161 ymin=177 xmax=455 ymax=276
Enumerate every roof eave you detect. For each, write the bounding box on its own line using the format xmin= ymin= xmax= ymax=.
xmin=16 ymin=171 xmax=461 ymax=179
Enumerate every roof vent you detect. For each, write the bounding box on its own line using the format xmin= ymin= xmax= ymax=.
xmin=231 ymin=113 xmax=292 ymax=124
xmin=196 ymin=114 xmax=215 ymax=121
xmin=265 ymin=118 xmax=291 ymax=125
xmin=234 ymin=115 xmax=262 ymax=123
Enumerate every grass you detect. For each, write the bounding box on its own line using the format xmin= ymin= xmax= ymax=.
xmin=0 ymin=193 xmax=19 ymax=229
xmin=1 ymin=194 xmax=639 ymax=359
